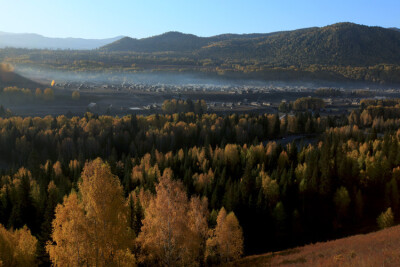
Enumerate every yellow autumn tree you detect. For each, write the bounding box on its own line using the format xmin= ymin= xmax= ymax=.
xmin=187 ymin=196 xmax=209 ymax=264
xmin=46 ymin=192 xmax=91 ymax=266
xmin=79 ymin=158 xmax=134 ymax=266
xmin=0 ymin=224 xmax=38 ymax=267
xmin=206 ymin=207 xmax=243 ymax=264
xmin=46 ymin=158 xmax=135 ymax=267
xmin=53 ymin=161 xmax=63 ymax=177
xmin=35 ymin=88 xmax=42 ymax=99
xmin=72 ymin=91 xmax=80 ymax=100
xmin=137 ymin=168 xmax=207 ymax=266
xmin=260 ymin=171 xmax=280 ymax=207
xmin=224 ymin=144 xmax=240 ymax=171
xmin=43 ymin=88 xmax=54 ymax=101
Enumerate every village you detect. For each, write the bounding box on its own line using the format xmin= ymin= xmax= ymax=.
xmin=47 ymin=80 xmax=400 ymax=116
xmin=3 ymin=75 xmax=400 ymax=117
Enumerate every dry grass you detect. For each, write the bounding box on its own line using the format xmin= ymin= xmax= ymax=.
xmin=227 ymin=225 xmax=400 ymax=267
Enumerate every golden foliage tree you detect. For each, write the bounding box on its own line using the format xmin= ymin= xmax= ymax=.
xmin=46 ymin=192 xmax=90 ymax=266
xmin=52 ymin=161 xmax=63 ymax=177
xmin=137 ymin=168 xmax=208 ymax=266
xmin=72 ymin=91 xmax=80 ymax=100
xmin=224 ymin=144 xmax=240 ymax=169
xmin=35 ymin=88 xmax=42 ymax=98
xmin=260 ymin=171 xmax=280 ymax=207
xmin=46 ymin=158 xmax=135 ymax=266
xmin=0 ymin=224 xmax=38 ymax=267
xmin=79 ymin=158 xmax=134 ymax=265
xmin=206 ymin=207 xmax=243 ymax=264
xmin=377 ymin=207 xmax=394 ymax=229
xmin=43 ymin=88 xmax=54 ymax=101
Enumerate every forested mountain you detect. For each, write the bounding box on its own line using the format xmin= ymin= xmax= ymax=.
xmin=103 ymin=23 xmax=400 ymax=66
xmin=0 ymin=31 xmax=123 ymax=50
xmin=101 ymin=32 xmax=206 ymax=52
xmin=100 ymin=31 xmax=274 ymax=52
xmin=199 ymin=23 xmax=400 ymax=66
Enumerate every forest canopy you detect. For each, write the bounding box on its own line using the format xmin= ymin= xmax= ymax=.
xmin=1 ymin=99 xmax=400 ymax=265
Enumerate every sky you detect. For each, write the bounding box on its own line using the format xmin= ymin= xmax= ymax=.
xmin=0 ymin=0 xmax=399 ymax=39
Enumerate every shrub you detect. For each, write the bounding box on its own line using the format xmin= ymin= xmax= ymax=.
xmin=72 ymin=91 xmax=80 ymax=100
xmin=377 ymin=207 xmax=394 ymax=229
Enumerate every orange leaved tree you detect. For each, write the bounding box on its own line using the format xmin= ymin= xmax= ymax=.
xmin=46 ymin=158 xmax=135 ymax=266
xmin=137 ymin=168 xmax=209 ymax=266
xmin=206 ymin=207 xmax=243 ymax=264
xmin=0 ymin=224 xmax=37 ymax=267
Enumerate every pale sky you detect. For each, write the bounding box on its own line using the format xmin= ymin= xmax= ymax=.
xmin=0 ymin=0 xmax=399 ymax=39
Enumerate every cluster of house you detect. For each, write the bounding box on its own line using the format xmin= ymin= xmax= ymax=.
xmin=60 ymin=80 xmax=400 ymax=115
xmin=56 ymin=81 xmax=324 ymax=94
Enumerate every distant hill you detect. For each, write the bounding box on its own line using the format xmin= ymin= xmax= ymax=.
xmin=103 ymin=23 xmax=400 ymax=66
xmin=0 ymin=32 xmax=123 ymax=50
xmin=199 ymin=23 xmax=400 ymax=66
xmin=101 ymin=31 xmax=275 ymax=52
xmin=101 ymin=32 xmax=206 ymax=52
xmin=228 ymin=225 xmax=400 ymax=267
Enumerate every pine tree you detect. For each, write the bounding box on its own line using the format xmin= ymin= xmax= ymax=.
xmin=355 ymin=189 xmax=364 ymax=222
xmin=273 ymin=201 xmax=287 ymax=241
xmin=8 ymin=168 xmax=36 ymax=232
xmin=187 ymin=196 xmax=209 ymax=264
xmin=134 ymin=199 xmax=144 ymax=236
xmin=38 ymin=181 xmax=59 ymax=265
xmin=334 ymin=186 xmax=351 ymax=227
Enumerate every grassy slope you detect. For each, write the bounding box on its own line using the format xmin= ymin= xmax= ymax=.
xmin=227 ymin=225 xmax=400 ymax=267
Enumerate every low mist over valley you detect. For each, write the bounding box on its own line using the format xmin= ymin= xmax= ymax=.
xmin=2 ymin=23 xmax=400 ymax=86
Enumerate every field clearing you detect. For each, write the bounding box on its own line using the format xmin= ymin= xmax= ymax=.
xmin=227 ymin=225 xmax=400 ymax=267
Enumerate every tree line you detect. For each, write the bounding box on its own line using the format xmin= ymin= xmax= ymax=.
xmin=162 ymin=99 xmax=207 ymax=114
xmin=0 ymin=86 xmax=54 ymax=104
xmin=0 ymin=111 xmax=336 ymax=171
xmin=279 ymin=97 xmax=325 ymax=112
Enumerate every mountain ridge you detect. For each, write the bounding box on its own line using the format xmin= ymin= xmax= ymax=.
xmin=101 ymin=22 xmax=400 ymax=67
xmin=100 ymin=31 xmax=277 ymax=52
xmin=0 ymin=31 xmax=124 ymax=50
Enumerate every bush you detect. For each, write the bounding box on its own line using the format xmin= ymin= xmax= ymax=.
xmin=43 ymin=88 xmax=54 ymax=101
xmin=72 ymin=91 xmax=80 ymax=100
xmin=377 ymin=207 xmax=394 ymax=229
